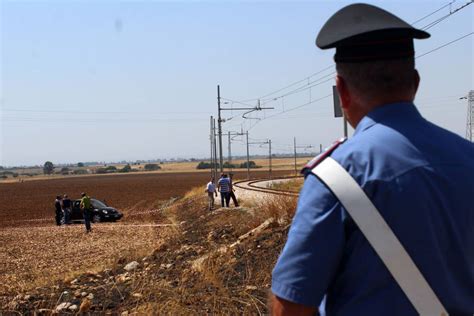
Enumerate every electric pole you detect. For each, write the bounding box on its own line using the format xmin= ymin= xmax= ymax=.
xmin=269 ymin=139 xmax=272 ymax=179
xmin=216 ymin=86 xmax=273 ymax=174
xmin=248 ymin=138 xmax=271 ymax=179
xmin=213 ymin=118 xmax=218 ymax=180
xmin=294 ymin=140 xmax=314 ymax=175
xmin=293 ymin=137 xmax=297 ymax=175
xmin=217 ymin=85 xmax=224 ymax=172
xmin=463 ymin=90 xmax=474 ymax=141
xmin=210 ymin=116 xmax=214 ymax=181
xmin=228 ymin=131 xmax=231 ymax=169
xmin=246 ymin=131 xmax=250 ymax=180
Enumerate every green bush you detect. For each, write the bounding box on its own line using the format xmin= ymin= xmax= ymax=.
xmin=73 ymin=169 xmax=88 ymax=175
xmin=43 ymin=161 xmax=54 ymax=175
xmin=223 ymin=161 xmax=238 ymax=168
xmin=119 ymin=164 xmax=132 ymax=173
xmin=240 ymin=161 xmax=261 ymax=169
xmin=196 ymin=161 xmax=217 ymax=169
xmin=96 ymin=166 xmax=117 ymax=174
xmin=144 ymin=164 xmax=161 ymax=171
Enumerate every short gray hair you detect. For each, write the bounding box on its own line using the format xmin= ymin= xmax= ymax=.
xmin=336 ymin=58 xmax=416 ymax=101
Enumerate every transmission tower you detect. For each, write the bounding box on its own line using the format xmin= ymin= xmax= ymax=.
xmin=465 ymin=90 xmax=474 ymax=141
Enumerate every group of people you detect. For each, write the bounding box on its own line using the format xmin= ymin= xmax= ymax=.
xmin=205 ymin=173 xmax=239 ymax=210
xmin=54 ymin=194 xmax=72 ymax=225
xmin=54 ymin=192 xmax=93 ymax=233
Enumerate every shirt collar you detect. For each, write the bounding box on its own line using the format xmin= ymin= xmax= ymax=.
xmin=354 ymin=102 xmax=421 ymax=135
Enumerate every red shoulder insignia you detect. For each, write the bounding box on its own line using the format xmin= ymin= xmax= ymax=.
xmin=301 ymin=137 xmax=347 ymax=175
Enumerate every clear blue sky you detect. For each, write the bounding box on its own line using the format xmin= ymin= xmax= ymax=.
xmin=1 ymin=0 xmax=472 ymax=166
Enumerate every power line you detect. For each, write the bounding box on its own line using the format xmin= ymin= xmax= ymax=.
xmin=2 ymin=108 xmax=208 ymax=115
xmin=411 ymin=1 xmax=454 ymax=25
xmin=261 ymin=76 xmax=334 ymax=105
xmin=220 ymin=2 xmax=472 ymax=135
xmin=257 ymin=64 xmax=334 ymax=101
xmin=248 ymin=94 xmax=332 ymax=131
xmin=421 ymin=1 xmax=472 ymax=30
xmin=416 ymin=32 xmax=473 ymax=59
xmin=251 ymin=31 xmax=473 ymax=127
xmin=237 ymin=1 xmax=471 ymax=108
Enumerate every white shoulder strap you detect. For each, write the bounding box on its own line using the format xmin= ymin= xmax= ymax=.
xmin=311 ymin=157 xmax=448 ymax=316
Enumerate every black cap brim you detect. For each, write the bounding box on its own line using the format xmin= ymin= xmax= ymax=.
xmin=316 ymin=3 xmax=430 ymax=49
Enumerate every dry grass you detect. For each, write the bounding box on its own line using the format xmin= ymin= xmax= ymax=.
xmin=268 ymin=178 xmax=304 ymax=192
xmin=123 ymin=189 xmax=297 ymax=314
xmin=0 ymin=224 xmax=164 ymax=296
xmin=1 ymin=184 xmax=297 ymax=314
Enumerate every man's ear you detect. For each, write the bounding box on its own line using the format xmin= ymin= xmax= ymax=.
xmin=336 ymin=75 xmax=351 ymax=110
xmin=413 ymin=69 xmax=420 ymax=95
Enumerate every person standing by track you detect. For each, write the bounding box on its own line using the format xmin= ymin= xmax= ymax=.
xmin=205 ymin=177 xmax=218 ymax=210
xmin=228 ymin=173 xmax=239 ymax=207
xmin=217 ymin=173 xmax=231 ymax=208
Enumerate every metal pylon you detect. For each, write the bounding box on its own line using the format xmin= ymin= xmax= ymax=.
xmin=466 ymin=90 xmax=474 ymax=142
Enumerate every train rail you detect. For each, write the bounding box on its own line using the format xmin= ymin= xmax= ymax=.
xmin=234 ymin=176 xmax=302 ymax=197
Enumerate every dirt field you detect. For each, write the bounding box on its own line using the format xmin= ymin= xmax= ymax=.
xmin=1 ymin=186 xmax=297 ymax=314
xmin=0 ymin=170 xmax=297 ymax=312
xmin=0 ymin=170 xmax=290 ymax=228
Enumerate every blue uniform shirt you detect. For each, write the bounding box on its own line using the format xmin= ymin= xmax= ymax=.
xmin=272 ymin=102 xmax=474 ymax=315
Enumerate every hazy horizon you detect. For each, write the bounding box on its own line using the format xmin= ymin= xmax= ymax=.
xmin=1 ymin=0 xmax=473 ymax=167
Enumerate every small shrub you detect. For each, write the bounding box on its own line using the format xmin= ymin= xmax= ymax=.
xmin=144 ymin=164 xmax=161 ymax=171
xmin=239 ymin=161 xmax=261 ymax=169
xmin=196 ymin=161 xmax=217 ymax=169
xmin=119 ymin=164 xmax=132 ymax=173
xmin=73 ymin=169 xmax=88 ymax=175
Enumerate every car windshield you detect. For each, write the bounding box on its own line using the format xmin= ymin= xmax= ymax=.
xmin=91 ymin=199 xmax=107 ymax=208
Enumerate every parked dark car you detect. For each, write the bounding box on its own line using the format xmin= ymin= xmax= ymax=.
xmin=70 ymin=198 xmax=123 ymax=223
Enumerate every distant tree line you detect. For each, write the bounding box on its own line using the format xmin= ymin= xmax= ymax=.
xmin=95 ymin=163 xmax=161 ymax=174
xmin=0 ymin=171 xmax=19 ymax=179
xmin=144 ymin=164 xmax=161 ymax=171
xmin=196 ymin=161 xmax=261 ymax=169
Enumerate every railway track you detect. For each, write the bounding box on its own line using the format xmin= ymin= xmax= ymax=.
xmin=234 ymin=176 xmax=302 ymax=197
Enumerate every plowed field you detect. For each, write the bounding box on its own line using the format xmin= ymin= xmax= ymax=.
xmin=0 ymin=170 xmax=288 ymax=228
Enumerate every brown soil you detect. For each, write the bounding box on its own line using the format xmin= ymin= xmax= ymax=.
xmin=0 ymin=170 xmax=289 ymax=228
xmin=0 ymin=170 xmax=297 ymax=314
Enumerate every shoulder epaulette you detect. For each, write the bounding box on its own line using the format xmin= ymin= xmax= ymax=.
xmin=301 ymin=137 xmax=347 ymax=176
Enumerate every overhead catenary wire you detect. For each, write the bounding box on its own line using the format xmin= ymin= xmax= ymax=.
xmin=416 ymin=32 xmax=474 ymax=59
xmin=226 ymin=0 xmax=472 ymax=111
xmin=411 ymin=1 xmax=455 ymax=25
xmin=421 ymin=1 xmax=472 ymax=30
xmin=243 ymin=29 xmax=472 ymax=132
xmin=257 ymin=64 xmax=334 ymax=101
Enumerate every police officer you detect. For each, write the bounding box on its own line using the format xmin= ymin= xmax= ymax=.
xmin=271 ymin=3 xmax=474 ymax=316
